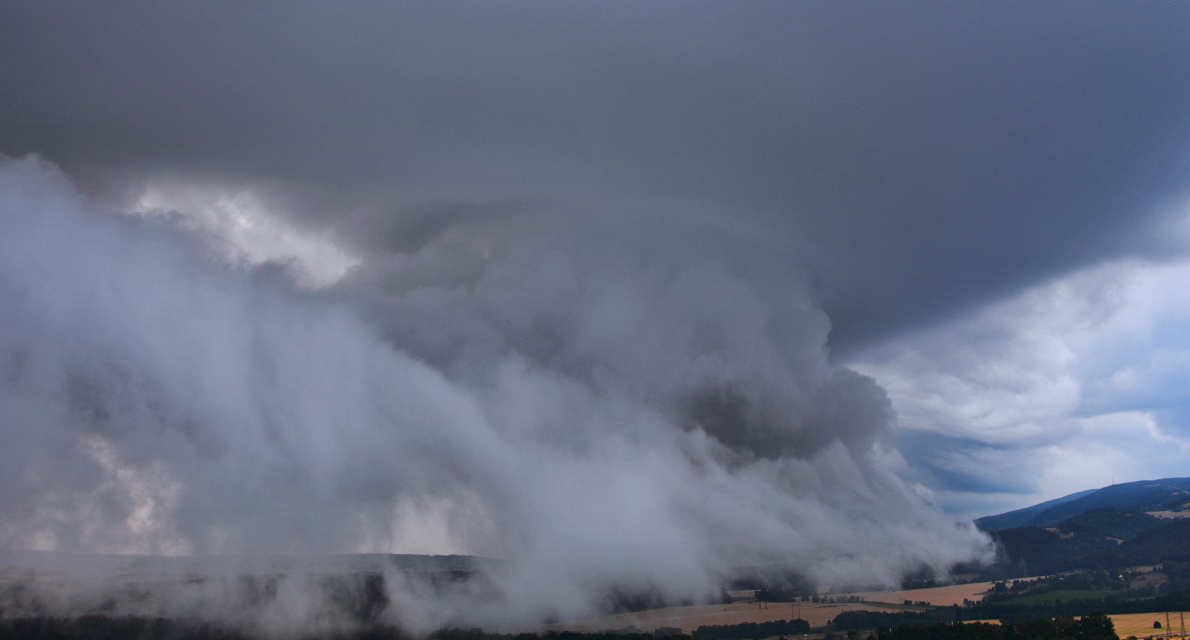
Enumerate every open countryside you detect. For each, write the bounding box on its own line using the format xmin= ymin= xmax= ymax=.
xmin=558 ymin=581 xmax=1023 ymax=634
xmin=1110 ymin=612 xmax=1190 ymax=639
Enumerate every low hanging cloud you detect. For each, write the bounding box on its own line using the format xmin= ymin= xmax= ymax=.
xmin=0 ymin=156 xmax=991 ymax=629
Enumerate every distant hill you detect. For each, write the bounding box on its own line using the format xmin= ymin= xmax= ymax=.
xmin=1056 ymin=508 xmax=1162 ymax=541
xmin=976 ymin=477 xmax=1190 ymax=532
xmin=1089 ymin=518 xmax=1190 ymax=568
xmin=975 ymin=477 xmax=1190 ymax=576
xmin=974 ymin=488 xmax=1098 ymax=532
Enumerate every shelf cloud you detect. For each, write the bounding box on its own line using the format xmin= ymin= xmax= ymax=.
xmin=0 ymin=156 xmax=989 ymax=628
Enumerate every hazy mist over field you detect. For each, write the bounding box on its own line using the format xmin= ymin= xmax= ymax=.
xmin=3 ymin=0 xmax=1190 ymax=631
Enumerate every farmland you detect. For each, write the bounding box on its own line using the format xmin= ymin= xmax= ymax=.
xmin=555 ymin=600 xmax=880 ymax=634
xmin=552 ymin=581 xmax=1005 ymax=634
xmin=1109 ymin=612 xmax=1190 ymax=639
xmin=834 ymin=581 xmax=1003 ymax=607
xmin=989 ymin=589 xmax=1114 ymax=606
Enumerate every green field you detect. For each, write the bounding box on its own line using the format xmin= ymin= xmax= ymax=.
xmin=994 ymin=590 xmax=1114 ymax=606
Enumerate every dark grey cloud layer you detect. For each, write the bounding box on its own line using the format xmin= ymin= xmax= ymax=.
xmin=3 ymin=2 xmax=1190 ymax=351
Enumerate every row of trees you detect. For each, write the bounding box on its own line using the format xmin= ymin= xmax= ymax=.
xmin=962 ymin=588 xmax=1190 ymax=622
xmin=692 ymin=619 xmax=810 ymax=640
xmin=0 ymin=611 xmax=1128 ymax=640
xmin=873 ymin=615 xmax=1117 ymax=640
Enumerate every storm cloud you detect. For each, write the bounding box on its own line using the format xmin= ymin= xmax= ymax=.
xmin=4 ymin=2 xmax=1190 ymax=350
xmin=2 ymin=0 xmax=1190 ymax=631
xmin=0 ymin=156 xmax=988 ymax=628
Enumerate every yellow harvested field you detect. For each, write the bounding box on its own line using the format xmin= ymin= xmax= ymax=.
xmin=551 ymin=599 xmax=1190 ymax=638
xmin=551 ymin=580 xmax=1022 ymax=634
xmin=1109 ymin=612 xmax=1190 ymax=639
xmin=835 ymin=581 xmax=998 ymax=607
xmin=547 ymin=579 xmax=1080 ymax=634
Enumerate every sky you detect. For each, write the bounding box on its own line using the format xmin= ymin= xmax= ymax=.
xmin=1 ymin=0 xmax=1190 ymax=628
